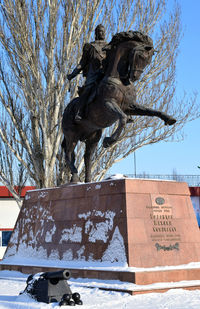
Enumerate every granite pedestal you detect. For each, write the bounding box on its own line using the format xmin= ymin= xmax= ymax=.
xmin=1 ymin=179 xmax=200 ymax=294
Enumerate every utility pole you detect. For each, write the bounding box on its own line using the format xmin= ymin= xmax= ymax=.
xmin=134 ymin=151 xmax=137 ymax=178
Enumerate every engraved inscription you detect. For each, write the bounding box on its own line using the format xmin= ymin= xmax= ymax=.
xmin=146 ymin=195 xmax=181 ymax=245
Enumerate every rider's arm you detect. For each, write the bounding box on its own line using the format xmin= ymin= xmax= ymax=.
xmin=67 ymin=66 xmax=82 ymax=81
xmin=67 ymin=43 xmax=90 ymax=80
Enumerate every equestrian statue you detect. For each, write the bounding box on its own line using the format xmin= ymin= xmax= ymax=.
xmin=62 ymin=25 xmax=176 ymax=183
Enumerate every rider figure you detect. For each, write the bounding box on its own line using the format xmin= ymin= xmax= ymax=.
xmin=67 ymin=24 xmax=107 ymax=121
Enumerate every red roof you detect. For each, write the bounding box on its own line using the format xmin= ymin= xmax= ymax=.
xmin=0 ymin=186 xmax=35 ymax=198
xmin=0 ymin=186 xmax=199 ymax=198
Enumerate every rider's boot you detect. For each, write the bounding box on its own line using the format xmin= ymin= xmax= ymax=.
xmin=74 ymin=86 xmax=93 ymax=122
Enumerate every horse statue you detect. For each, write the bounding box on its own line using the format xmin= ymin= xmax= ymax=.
xmin=62 ymin=31 xmax=176 ymax=183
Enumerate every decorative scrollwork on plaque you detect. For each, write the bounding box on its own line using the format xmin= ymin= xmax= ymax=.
xmin=155 ymin=242 xmax=179 ymax=251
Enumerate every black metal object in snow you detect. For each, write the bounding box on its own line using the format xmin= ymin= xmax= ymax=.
xmin=21 ymin=269 xmax=83 ymax=306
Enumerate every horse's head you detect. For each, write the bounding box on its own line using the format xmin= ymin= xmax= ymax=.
xmin=104 ymin=31 xmax=154 ymax=84
xmin=128 ymin=44 xmax=154 ymax=82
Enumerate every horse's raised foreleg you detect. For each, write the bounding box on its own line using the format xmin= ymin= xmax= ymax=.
xmin=126 ymin=103 xmax=176 ymax=125
xmin=84 ymin=130 xmax=102 ymax=182
xmin=62 ymin=134 xmax=79 ymax=183
xmin=103 ymin=100 xmax=128 ymax=148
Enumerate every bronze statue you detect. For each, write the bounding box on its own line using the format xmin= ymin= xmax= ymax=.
xmin=67 ymin=24 xmax=107 ymax=120
xmin=62 ymin=30 xmax=176 ymax=183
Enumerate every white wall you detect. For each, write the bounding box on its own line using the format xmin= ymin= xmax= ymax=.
xmin=0 ymin=199 xmax=20 ymax=228
xmin=0 ymin=199 xmax=20 ymax=259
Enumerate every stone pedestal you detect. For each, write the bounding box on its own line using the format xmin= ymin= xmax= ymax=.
xmin=2 ymin=179 xmax=200 ymax=294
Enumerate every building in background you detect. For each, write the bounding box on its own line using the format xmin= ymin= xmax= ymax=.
xmin=0 ymin=186 xmax=35 ymax=259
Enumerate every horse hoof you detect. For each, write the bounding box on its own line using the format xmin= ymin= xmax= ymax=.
xmin=103 ymin=137 xmax=115 ymax=148
xmin=164 ymin=117 xmax=176 ymax=126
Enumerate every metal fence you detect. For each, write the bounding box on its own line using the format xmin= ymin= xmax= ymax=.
xmin=120 ymin=174 xmax=200 ymax=187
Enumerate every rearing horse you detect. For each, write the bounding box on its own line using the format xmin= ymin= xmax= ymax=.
xmin=62 ymin=31 xmax=176 ymax=183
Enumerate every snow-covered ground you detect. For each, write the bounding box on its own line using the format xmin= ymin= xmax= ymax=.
xmin=0 ymin=270 xmax=200 ymax=308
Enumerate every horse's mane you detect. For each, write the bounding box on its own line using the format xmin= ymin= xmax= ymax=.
xmin=107 ymin=31 xmax=153 ymax=48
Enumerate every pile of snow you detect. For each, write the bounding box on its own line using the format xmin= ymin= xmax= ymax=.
xmin=0 ymin=270 xmax=200 ymax=308
xmin=104 ymin=174 xmax=127 ymax=180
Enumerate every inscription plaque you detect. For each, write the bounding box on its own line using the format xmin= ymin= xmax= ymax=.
xmin=147 ymin=194 xmax=181 ymax=246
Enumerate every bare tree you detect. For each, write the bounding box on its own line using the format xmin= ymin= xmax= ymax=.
xmin=0 ymin=0 xmax=198 ymax=200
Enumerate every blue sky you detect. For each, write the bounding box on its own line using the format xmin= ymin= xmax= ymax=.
xmin=109 ymin=0 xmax=200 ymax=176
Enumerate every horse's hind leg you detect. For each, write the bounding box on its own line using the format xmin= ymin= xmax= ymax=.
xmin=84 ymin=130 xmax=102 ymax=183
xmin=127 ymin=103 xmax=176 ymax=125
xmin=103 ymin=100 xmax=128 ymax=148
xmin=62 ymin=133 xmax=79 ymax=183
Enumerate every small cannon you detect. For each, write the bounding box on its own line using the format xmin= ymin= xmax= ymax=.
xmin=21 ymin=269 xmax=83 ymax=306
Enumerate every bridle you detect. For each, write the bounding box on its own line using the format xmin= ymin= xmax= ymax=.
xmin=128 ymin=45 xmax=153 ymax=79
